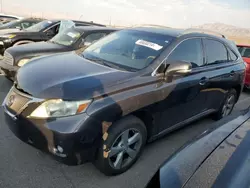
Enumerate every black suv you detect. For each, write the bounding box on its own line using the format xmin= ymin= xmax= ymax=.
xmin=3 ymin=27 xmax=245 ymax=176
xmin=0 ymin=19 xmax=105 ymax=55
xmin=0 ymin=26 xmax=118 ymax=80
xmin=0 ymin=18 xmax=43 ymax=31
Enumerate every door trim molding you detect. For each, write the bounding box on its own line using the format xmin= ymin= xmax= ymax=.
xmin=148 ymin=109 xmax=216 ymax=142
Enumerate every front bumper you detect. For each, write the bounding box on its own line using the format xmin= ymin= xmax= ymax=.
xmin=0 ymin=39 xmax=13 ymax=55
xmin=3 ymin=106 xmax=102 ymax=165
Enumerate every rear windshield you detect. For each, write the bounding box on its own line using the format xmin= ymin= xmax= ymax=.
xmin=82 ymin=30 xmax=174 ymax=71
xmin=238 ymin=46 xmax=250 ymax=58
xmin=26 ymin=20 xmax=54 ymax=32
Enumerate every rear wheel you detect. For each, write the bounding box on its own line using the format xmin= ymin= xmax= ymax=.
xmin=213 ymin=89 xmax=237 ymax=120
xmin=95 ymin=116 xmax=147 ymax=176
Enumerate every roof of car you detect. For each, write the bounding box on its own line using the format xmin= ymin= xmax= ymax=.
xmin=73 ymin=26 xmax=119 ymax=32
xmin=131 ymin=26 xmax=184 ymax=37
xmin=46 ymin=20 xmax=106 ymax=27
xmin=130 ymin=26 xmax=228 ymax=39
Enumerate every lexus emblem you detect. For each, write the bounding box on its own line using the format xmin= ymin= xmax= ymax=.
xmin=7 ymin=95 xmax=15 ymax=106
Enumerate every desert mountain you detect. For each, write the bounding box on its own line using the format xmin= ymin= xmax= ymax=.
xmin=195 ymin=23 xmax=250 ymax=37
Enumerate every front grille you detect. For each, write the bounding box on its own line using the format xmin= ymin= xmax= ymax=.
xmin=4 ymin=87 xmax=32 ymax=114
xmin=3 ymin=51 xmax=14 ymax=65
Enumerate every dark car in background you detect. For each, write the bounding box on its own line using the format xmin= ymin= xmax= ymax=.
xmin=238 ymin=44 xmax=250 ymax=88
xmin=0 ymin=14 xmax=21 ymax=24
xmin=0 ymin=19 xmax=106 ymax=55
xmin=3 ymin=27 xmax=245 ymax=176
xmin=146 ymin=108 xmax=250 ymax=188
xmin=0 ymin=18 xmax=43 ymax=31
xmin=0 ymin=26 xmax=118 ymax=80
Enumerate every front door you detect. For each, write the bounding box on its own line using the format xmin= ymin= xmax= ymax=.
xmin=155 ymin=38 xmax=209 ymax=133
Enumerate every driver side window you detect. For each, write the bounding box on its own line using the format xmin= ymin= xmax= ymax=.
xmin=46 ymin=24 xmax=60 ymax=36
xmin=168 ymin=38 xmax=204 ymax=68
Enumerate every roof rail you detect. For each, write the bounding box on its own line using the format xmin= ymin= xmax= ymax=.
xmin=184 ymin=28 xmax=226 ymax=38
xmin=132 ymin=24 xmax=171 ymax=29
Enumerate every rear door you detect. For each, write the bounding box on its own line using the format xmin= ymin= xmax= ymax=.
xmin=202 ymin=38 xmax=239 ymax=111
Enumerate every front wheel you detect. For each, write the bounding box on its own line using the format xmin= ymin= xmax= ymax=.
xmin=95 ymin=116 xmax=147 ymax=176
xmin=213 ymin=89 xmax=237 ymax=120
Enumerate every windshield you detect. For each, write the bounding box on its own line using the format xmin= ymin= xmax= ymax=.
xmin=26 ymin=20 xmax=53 ymax=32
xmin=82 ymin=30 xmax=174 ymax=71
xmin=50 ymin=28 xmax=82 ymax=46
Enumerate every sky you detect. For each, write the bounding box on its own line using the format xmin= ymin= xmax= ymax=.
xmin=3 ymin=0 xmax=250 ymax=28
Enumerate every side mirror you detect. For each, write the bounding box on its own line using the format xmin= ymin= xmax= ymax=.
xmin=165 ymin=61 xmax=192 ymax=75
xmin=164 ymin=60 xmax=192 ymax=82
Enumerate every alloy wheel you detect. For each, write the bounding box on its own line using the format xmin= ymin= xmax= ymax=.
xmin=222 ymin=94 xmax=235 ymax=117
xmin=108 ymin=128 xmax=142 ymax=170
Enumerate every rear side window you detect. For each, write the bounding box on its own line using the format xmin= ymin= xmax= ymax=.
xmin=204 ymin=39 xmax=228 ymax=65
xmin=228 ymin=49 xmax=237 ymax=61
xmin=167 ymin=38 xmax=204 ymax=68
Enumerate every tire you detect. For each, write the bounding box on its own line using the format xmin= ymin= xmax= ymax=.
xmin=213 ymin=89 xmax=237 ymax=120
xmin=95 ymin=115 xmax=147 ymax=176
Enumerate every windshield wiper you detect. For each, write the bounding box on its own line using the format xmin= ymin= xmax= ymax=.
xmin=84 ymin=57 xmax=128 ymax=71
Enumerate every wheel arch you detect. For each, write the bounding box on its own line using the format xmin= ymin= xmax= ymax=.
xmin=13 ymin=40 xmax=35 ymax=46
xmin=233 ymin=84 xmax=242 ymax=102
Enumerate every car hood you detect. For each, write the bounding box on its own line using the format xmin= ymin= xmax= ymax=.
xmin=6 ymin=42 xmax=70 ymax=64
xmin=16 ymin=53 xmax=134 ymax=100
xmin=0 ymin=28 xmax=20 ymax=34
xmin=146 ymin=110 xmax=250 ymax=188
xmin=2 ymin=31 xmax=39 ymax=37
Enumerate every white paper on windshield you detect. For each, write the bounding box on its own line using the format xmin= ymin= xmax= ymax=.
xmin=67 ymin=32 xmax=78 ymax=38
xmin=136 ymin=40 xmax=163 ymax=51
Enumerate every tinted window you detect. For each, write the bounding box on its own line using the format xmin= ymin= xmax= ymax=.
xmin=240 ymin=47 xmax=250 ymax=58
xmin=84 ymin=33 xmax=107 ymax=43
xmin=237 ymin=46 xmax=244 ymax=54
xmin=26 ymin=20 xmax=54 ymax=32
xmin=82 ymin=30 xmax=174 ymax=71
xmin=167 ymin=38 xmax=203 ymax=68
xmin=204 ymin=39 xmax=228 ymax=64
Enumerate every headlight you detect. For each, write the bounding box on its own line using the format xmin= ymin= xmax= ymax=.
xmin=29 ymin=99 xmax=92 ymax=118
xmin=18 ymin=59 xmax=30 ymax=67
xmin=0 ymin=34 xmax=16 ymax=39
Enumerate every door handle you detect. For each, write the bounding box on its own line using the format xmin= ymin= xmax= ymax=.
xmin=230 ymin=71 xmax=235 ymax=77
xmin=199 ymin=77 xmax=208 ymax=85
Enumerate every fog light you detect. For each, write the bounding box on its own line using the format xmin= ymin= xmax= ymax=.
xmin=57 ymin=146 xmax=64 ymax=153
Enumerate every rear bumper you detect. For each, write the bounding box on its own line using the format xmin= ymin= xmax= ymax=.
xmin=3 ymin=106 xmax=102 ymax=165
xmin=244 ymin=72 xmax=250 ymax=86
